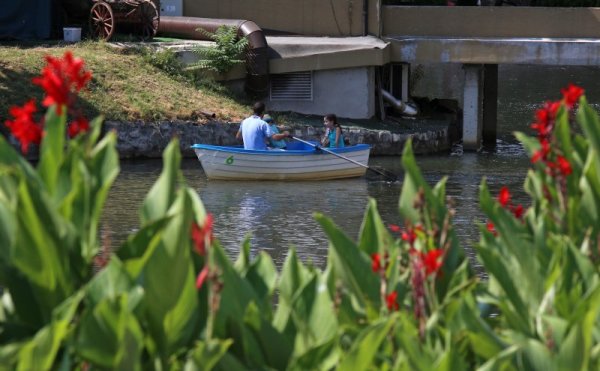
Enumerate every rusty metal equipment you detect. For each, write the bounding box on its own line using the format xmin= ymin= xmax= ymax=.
xmin=89 ymin=0 xmax=160 ymax=41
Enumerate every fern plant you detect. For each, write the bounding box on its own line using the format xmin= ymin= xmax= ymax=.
xmin=192 ymin=25 xmax=248 ymax=74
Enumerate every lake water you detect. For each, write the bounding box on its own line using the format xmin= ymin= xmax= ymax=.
xmin=101 ymin=65 xmax=600 ymax=269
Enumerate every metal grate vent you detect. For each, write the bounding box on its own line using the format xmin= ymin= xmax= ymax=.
xmin=270 ymin=71 xmax=313 ymax=101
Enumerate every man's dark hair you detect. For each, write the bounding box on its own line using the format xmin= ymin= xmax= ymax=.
xmin=253 ymin=101 xmax=265 ymax=116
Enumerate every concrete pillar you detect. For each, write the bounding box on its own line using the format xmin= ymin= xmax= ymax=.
xmin=462 ymin=64 xmax=483 ymax=151
xmin=401 ymin=63 xmax=410 ymax=102
xmin=482 ymin=64 xmax=498 ymax=146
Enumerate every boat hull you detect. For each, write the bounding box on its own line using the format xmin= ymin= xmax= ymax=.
xmin=191 ymin=143 xmax=371 ymax=181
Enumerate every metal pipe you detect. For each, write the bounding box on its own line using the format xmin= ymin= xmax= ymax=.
xmin=380 ymin=89 xmax=418 ymax=116
xmin=363 ymin=0 xmax=369 ymax=36
xmin=158 ymin=16 xmax=269 ymax=97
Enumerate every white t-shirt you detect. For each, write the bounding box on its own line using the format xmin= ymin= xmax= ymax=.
xmin=239 ymin=115 xmax=273 ymax=150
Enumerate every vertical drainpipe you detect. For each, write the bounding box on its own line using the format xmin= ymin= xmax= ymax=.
xmin=157 ymin=16 xmax=269 ymax=98
xmin=363 ymin=0 xmax=369 ymax=36
xmin=377 ymin=0 xmax=382 ymax=38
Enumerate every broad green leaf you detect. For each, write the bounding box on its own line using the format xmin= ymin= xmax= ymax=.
xmin=520 ymin=339 xmax=555 ymax=371
xmin=11 ymin=178 xmax=74 ymax=324
xmin=211 ymin=243 xmax=264 ymax=339
xmin=288 ymin=337 xmax=338 ymax=371
xmin=338 ymin=317 xmax=395 ymax=371
xmin=233 ymin=237 xmax=252 ymax=273
xmin=117 ymin=216 xmax=171 ymax=278
xmin=577 ymin=97 xmax=600 ymax=155
xmin=185 ymin=339 xmax=233 ymax=371
xmin=142 ymin=198 xmax=199 ymax=358
xmin=274 ymin=248 xmax=313 ymax=337
xmin=0 ymin=135 xmax=39 ymax=182
xmin=243 ymin=252 xmax=278 ymax=312
xmin=579 ymin=153 xmax=600 ymax=237
xmin=315 ymin=213 xmax=379 ymax=312
xmin=357 ymin=198 xmax=392 ymax=255
xmin=86 ymin=258 xmax=139 ymax=308
xmin=243 ymin=301 xmax=293 ymax=369
xmin=556 ymin=286 xmax=600 ymax=370
xmin=37 ymin=106 xmax=66 ymax=195
xmin=16 ymin=290 xmax=84 ymax=371
xmin=475 ymin=243 xmax=531 ymax=334
xmin=289 ymin=274 xmax=338 ymax=356
xmin=477 ymin=345 xmax=520 ymax=371
xmin=75 ymin=295 xmax=143 ymax=370
xmin=141 ymin=140 xmax=180 ymax=223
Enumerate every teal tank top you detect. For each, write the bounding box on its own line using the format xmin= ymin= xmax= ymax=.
xmin=328 ymin=128 xmax=345 ymax=148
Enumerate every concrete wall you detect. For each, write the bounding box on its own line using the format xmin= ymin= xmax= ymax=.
xmin=180 ymin=4 xmax=600 ymax=38
xmin=383 ymin=6 xmax=600 ymax=38
xmin=411 ymin=63 xmax=464 ymax=104
xmin=266 ymin=67 xmax=375 ymax=119
xmin=182 ymin=0 xmax=382 ymax=37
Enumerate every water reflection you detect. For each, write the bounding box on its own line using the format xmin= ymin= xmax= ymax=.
xmin=196 ymin=177 xmax=369 ymax=266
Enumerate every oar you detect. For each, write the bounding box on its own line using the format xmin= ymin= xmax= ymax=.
xmin=291 ymin=136 xmax=398 ymax=181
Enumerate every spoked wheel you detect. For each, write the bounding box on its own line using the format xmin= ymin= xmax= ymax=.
xmin=89 ymin=2 xmax=115 ymax=41
xmin=137 ymin=0 xmax=159 ymax=41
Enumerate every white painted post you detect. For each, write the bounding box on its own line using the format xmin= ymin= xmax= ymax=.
xmin=463 ymin=64 xmax=483 ymax=151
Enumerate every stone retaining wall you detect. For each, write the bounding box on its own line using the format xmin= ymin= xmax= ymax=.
xmin=102 ymin=120 xmax=450 ymax=158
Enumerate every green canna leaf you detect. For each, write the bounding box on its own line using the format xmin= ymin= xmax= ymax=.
xmin=186 ymin=338 xmax=233 ymax=371
xmin=315 ymin=213 xmax=380 ymax=315
xmin=338 ymin=316 xmax=395 ymax=371
xmin=37 ymin=106 xmax=66 ymax=196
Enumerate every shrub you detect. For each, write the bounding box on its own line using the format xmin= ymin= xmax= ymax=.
xmin=191 ymin=25 xmax=248 ymax=74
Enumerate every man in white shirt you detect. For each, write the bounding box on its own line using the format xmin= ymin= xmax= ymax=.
xmin=236 ymin=102 xmax=290 ymax=150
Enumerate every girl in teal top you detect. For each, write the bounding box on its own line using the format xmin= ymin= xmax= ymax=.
xmin=321 ymin=113 xmax=345 ymax=148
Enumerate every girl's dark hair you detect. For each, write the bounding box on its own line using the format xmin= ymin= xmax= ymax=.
xmin=324 ymin=113 xmax=340 ymax=128
xmin=325 ymin=113 xmax=339 ymax=125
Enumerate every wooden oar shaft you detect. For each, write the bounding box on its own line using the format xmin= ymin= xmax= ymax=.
xmin=291 ymin=137 xmax=396 ymax=180
xmin=291 ymin=137 xmax=369 ymax=169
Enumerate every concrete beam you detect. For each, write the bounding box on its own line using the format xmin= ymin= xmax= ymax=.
xmin=463 ymin=64 xmax=482 ymax=151
xmin=387 ymin=37 xmax=600 ymax=66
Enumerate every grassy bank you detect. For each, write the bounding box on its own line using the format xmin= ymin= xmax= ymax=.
xmin=0 ymin=40 xmax=452 ymax=136
xmin=0 ymin=40 xmax=250 ymax=124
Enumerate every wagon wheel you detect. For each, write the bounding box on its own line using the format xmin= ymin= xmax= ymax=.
xmin=89 ymin=1 xmax=114 ymax=41
xmin=137 ymin=0 xmax=159 ymax=41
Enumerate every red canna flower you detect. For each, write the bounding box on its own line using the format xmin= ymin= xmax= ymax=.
xmin=386 ymin=291 xmax=399 ymax=311
xmin=561 ymin=83 xmax=584 ymax=109
xmin=511 ymin=204 xmax=524 ymax=219
xmin=67 ymin=116 xmax=90 ymax=138
xmin=389 ymin=224 xmax=401 ymax=233
xmin=556 ymin=156 xmax=572 ymax=176
xmin=497 ymin=186 xmax=511 ymax=207
xmin=486 ymin=221 xmax=497 ymax=236
xmin=195 ymin=265 xmax=209 ymax=290
xmin=191 ymin=213 xmax=214 ymax=256
xmin=531 ymin=138 xmax=551 ymax=164
xmin=401 ymin=224 xmax=422 ymax=246
xmin=4 ymin=99 xmax=43 ymax=153
xmin=420 ymin=249 xmax=443 ymax=276
xmin=371 ymin=253 xmax=381 ymax=272
xmin=32 ymin=51 xmax=92 ymax=114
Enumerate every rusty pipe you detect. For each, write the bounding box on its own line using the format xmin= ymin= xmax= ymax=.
xmin=158 ymin=16 xmax=269 ymax=97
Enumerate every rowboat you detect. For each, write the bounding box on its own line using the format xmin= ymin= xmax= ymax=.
xmin=191 ymin=141 xmax=371 ymax=180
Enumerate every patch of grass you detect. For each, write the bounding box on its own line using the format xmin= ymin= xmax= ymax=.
xmin=0 ymin=40 xmax=250 ymax=124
